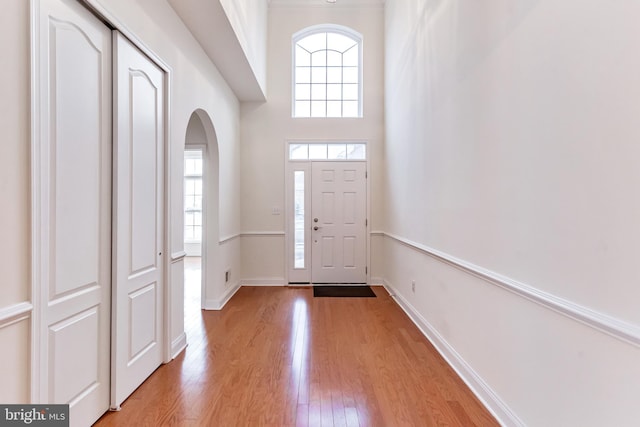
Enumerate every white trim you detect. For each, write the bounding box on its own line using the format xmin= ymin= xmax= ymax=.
xmin=81 ymin=1 xmax=172 ymax=73
xmin=240 ymin=231 xmax=286 ymax=237
xmin=0 ymin=302 xmax=33 ymax=329
xmin=30 ymin=0 xmax=43 ymax=404
xmin=219 ymin=234 xmax=241 ymax=244
xmin=241 ymin=279 xmax=287 ymax=286
xmin=370 ymin=276 xmax=384 ymax=286
xmin=170 ymin=332 xmax=187 ymax=359
xmin=382 ymin=232 xmax=640 ymax=348
xmin=171 ymin=251 xmax=187 ymax=262
xmin=382 ymin=279 xmax=525 ymax=427
xmin=270 ymin=0 xmax=384 ymax=8
xmin=203 ymin=283 xmax=241 ymax=310
xmin=285 ymin=146 xmax=371 ymax=285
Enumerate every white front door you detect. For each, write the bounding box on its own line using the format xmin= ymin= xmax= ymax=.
xmin=36 ymin=0 xmax=112 ymax=425
xmin=311 ymin=162 xmax=367 ymax=283
xmin=112 ymin=32 xmax=165 ymax=409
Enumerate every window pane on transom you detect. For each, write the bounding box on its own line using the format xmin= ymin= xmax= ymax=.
xmin=296 ymin=84 xmax=311 ymax=100
xmin=327 ymin=50 xmax=342 ymax=66
xmin=343 ymin=84 xmax=358 ymax=101
xmin=343 ymin=67 xmax=358 ymax=84
xmin=328 ymin=32 xmax=357 ymax=53
xmin=327 ymin=67 xmax=342 ymax=84
xmin=296 ymin=67 xmax=311 ymax=84
xmin=311 ymin=51 xmax=326 ymax=67
xmin=328 ymin=144 xmax=347 ymax=159
xmin=327 ymin=84 xmax=341 ymax=100
xmin=298 ymin=32 xmax=326 ymax=52
xmin=311 ymin=84 xmax=325 ymax=100
xmin=343 ymin=45 xmax=358 ymax=66
xmin=311 ymin=67 xmax=326 ymax=84
xmin=347 ymin=144 xmax=366 ymax=159
xmin=290 ymin=144 xmax=309 ymax=160
xmin=288 ymin=143 xmax=367 ymax=161
xmin=295 ymin=101 xmax=310 ymax=118
xmin=311 ymin=100 xmax=326 ymax=117
xmin=309 ymin=144 xmax=328 ymax=159
xmin=343 ymin=101 xmax=359 ymax=117
xmin=296 ymin=46 xmax=311 ymax=66
xmin=327 ymin=101 xmax=342 ymax=118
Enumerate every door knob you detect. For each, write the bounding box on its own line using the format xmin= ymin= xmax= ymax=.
xmin=313 ymin=218 xmax=319 ymax=223
xmin=314 ymin=226 xmax=319 ymax=231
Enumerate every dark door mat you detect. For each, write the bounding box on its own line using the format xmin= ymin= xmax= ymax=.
xmin=313 ymin=285 xmax=376 ymax=298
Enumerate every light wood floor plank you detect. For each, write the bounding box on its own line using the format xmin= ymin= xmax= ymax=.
xmin=95 ymin=261 xmax=498 ymax=426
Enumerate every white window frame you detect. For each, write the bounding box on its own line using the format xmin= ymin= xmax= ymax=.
xmin=292 ymin=24 xmax=364 ymax=118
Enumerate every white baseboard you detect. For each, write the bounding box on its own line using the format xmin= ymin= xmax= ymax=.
xmin=382 ymin=279 xmax=525 ymax=427
xmin=370 ymin=276 xmax=385 ymax=286
xmin=203 ymin=283 xmax=241 ymax=310
xmin=171 ymin=332 xmax=187 ymax=359
xmin=241 ymin=279 xmax=286 ymax=286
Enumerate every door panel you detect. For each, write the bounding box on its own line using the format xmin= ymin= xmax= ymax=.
xmin=311 ymin=162 xmax=366 ymax=283
xmin=50 ymin=308 xmax=100 ymax=404
xmin=38 ymin=0 xmax=112 ymax=425
xmin=112 ymin=31 xmax=165 ymax=409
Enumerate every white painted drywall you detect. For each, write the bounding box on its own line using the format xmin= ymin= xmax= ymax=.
xmin=219 ymin=0 xmax=268 ymax=94
xmin=0 ymin=0 xmax=30 ymax=307
xmin=167 ymin=0 xmax=267 ymax=101
xmin=0 ymin=0 xmax=31 ymax=403
xmin=240 ymin=3 xmax=385 ymax=284
xmin=384 ymin=0 xmax=640 ymax=425
xmin=0 ymin=319 xmax=30 ymax=403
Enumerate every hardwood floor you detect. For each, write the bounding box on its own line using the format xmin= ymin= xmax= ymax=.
xmin=95 ymin=258 xmax=498 ymax=426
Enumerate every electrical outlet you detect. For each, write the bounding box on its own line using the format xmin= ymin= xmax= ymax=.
xmin=411 ymin=280 xmax=415 ymax=293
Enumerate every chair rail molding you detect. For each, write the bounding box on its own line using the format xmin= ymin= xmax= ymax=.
xmin=0 ymin=302 xmax=33 ymax=329
xmin=382 ymin=232 xmax=640 ymax=348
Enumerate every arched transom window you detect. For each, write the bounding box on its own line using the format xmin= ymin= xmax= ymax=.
xmin=293 ymin=25 xmax=362 ymax=118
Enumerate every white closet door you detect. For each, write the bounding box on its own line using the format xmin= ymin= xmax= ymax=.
xmin=111 ymin=31 xmax=165 ymax=409
xmin=37 ymin=0 xmax=112 ymax=425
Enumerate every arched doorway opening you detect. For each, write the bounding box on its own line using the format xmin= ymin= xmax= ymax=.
xmin=183 ymin=110 xmax=219 ymax=322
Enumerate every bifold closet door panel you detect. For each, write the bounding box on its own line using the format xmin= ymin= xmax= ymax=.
xmin=111 ymin=30 xmax=165 ymax=409
xmin=36 ymin=0 xmax=112 ymax=425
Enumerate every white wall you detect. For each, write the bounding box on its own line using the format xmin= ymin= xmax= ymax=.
xmin=219 ymin=0 xmax=268 ymax=94
xmin=0 ymin=0 xmax=32 ymax=404
xmin=0 ymin=0 xmax=244 ymax=400
xmin=240 ymin=3 xmax=385 ymax=284
xmin=383 ymin=0 xmax=640 ymax=425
